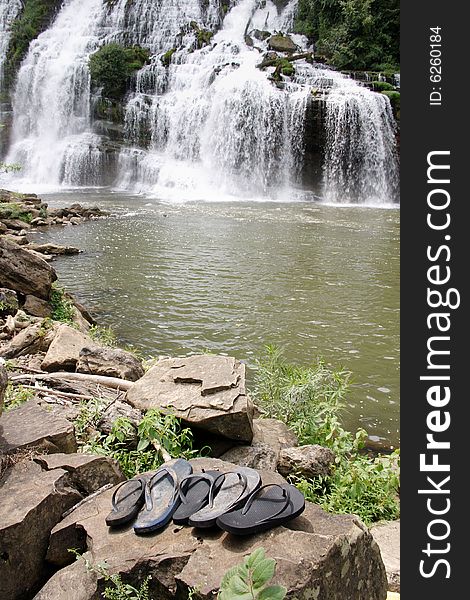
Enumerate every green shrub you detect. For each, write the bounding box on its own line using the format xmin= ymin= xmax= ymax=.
xmin=89 ymin=43 xmax=150 ymax=99
xmin=78 ymin=406 xmax=202 ymax=478
xmin=382 ymin=90 xmax=400 ymax=119
xmin=89 ymin=325 xmax=118 ymax=347
xmin=161 ymin=48 xmax=177 ymax=67
xmin=0 ymin=202 xmax=32 ymax=222
xmin=3 ymin=384 xmax=35 ymax=411
xmin=370 ymin=80 xmax=395 ymax=92
xmin=50 ymin=285 xmax=76 ymax=325
xmin=253 ymin=346 xmax=400 ymax=525
xmin=5 ymin=0 xmax=61 ymax=87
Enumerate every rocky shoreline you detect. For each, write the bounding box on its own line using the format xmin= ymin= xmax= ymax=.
xmin=0 ymin=189 xmax=399 ymax=599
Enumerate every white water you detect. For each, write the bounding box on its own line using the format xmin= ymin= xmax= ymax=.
xmin=0 ymin=0 xmax=22 ymax=86
xmin=1 ymin=0 xmax=399 ymax=204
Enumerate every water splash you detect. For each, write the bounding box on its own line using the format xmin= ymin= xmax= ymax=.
xmin=0 ymin=0 xmax=22 ymax=86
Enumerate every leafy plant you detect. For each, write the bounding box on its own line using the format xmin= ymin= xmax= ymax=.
xmin=79 ymin=408 xmax=202 ymax=478
xmin=0 ymin=202 xmax=31 ymax=222
xmin=3 ymin=384 xmax=35 ymax=411
xmin=218 ymin=548 xmax=286 ymax=600
xmin=50 ymin=285 xmax=76 ymax=325
xmin=253 ymin=346 xmax=400 ymax=525
xmin=89 ymin=43 xmax=150 ymax=99
xmin=89 ymin=325 xmax=118 ymax=347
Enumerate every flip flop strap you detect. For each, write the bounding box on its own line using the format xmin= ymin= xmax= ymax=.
xmin=178 ymin=473 xmax=215 ymax=504
xmin=145 ymin=467 xmax=179 ymax=512
xmin=111 ymin=478 xmax=145 ymax=511
xmin=208 ymin=470 xmax=248 ymax=509
xmin=241 ymin=483 xmax=292 ymax=524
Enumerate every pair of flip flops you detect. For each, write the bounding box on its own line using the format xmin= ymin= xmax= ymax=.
xmin=106 ymin=459 xmax=305 ymax=536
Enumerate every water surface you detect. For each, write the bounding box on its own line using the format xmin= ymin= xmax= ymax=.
xmin=34 ymin=190 xmax=400 ymax=446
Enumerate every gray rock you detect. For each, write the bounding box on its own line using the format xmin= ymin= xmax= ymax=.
xmin=23 ymin=294 xmax=53 ymax=318
xmin=0 ymin=455 xmax=124 ymax=600
xmin=253 ymin=29 xmax=271 ymax=41
xmin=268 ymin=34 xmax=297 ymax=53
xmin=28 ymin=243 xmax=81 ymax=256
xmin=39 ymin=458 xmax=387 ymax=600
xmin=97 ymin=400 xmax=143 ymax=438
xmin=278 ymin=444 xmax=336 ymax=478
xmin=221 ymin=418 xmax=298 ymax=471
xmin=41 ymin=324 xmax=94 ymax=371
xmin=77 ymin=346 xmax=144 ymax=382
xmin=0 ymin=288 xmax=19 ymax=316
xmin=0 ymin=236 xmax=57 ymax=299
xmin=371 ymin=520 xmax=400 ymax=592
xmin=126 ymin=355 xmax=254 ymax=442
xmin=0 ymin=399 xmax=77 ymax=454
xmin=0 ymin=320 xmax=58 ymax=359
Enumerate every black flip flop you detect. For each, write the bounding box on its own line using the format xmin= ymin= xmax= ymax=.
xmin=105 ymin=476 xmax=147 ymax=528
xmin=216 ymin=483 xmax=305 ymax=535
xmin=173 ymin=470 xmax=221 ymax=525
xmin=188 ymin=467 xmax=261 ymax=529
xmin=133 ymin=458 xmax=193 ymax=534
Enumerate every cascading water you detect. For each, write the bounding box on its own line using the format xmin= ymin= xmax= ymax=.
xmin=0 ymin=0 xmax=22 ymax=86
xmin=1 ymin=0 xmax=399 ymax=204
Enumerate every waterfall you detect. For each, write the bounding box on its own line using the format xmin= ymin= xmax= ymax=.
xmin=0 ymin=0 xmax=22 ymax=87
xmin=1 ymin=0 xmax=399 ymax=204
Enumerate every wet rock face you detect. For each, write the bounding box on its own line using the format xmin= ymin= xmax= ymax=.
xmin=38 ymin=458 xmax=387 ymax=600
xmin=126 ymin=355 xmax=254 ymax=442
xmin=268 ymin=34 xmax=297 ymax=53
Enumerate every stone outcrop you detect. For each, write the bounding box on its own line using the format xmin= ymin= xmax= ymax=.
xmin=77 ymin=346 xmax=145 ymax=382
xmin=0 ymin=320 xmax=58 ymax=359
xmin=23 ymin=294 xmax=53 ymax=318
xmin=371 ymin=520 xmax=400 ymax=592
xmin=268 ymin=34 xmax=297 ymax=53
xmin=0 ymin=399 xmax=77 ymax=454
xmin=0 ymin=237 xmax=57 ymax=299
xmin=38 ymin=458 xmax=387 ymax=600
xmin=126 ymin=355 xmax=254 ymax=442
xmin=41 ymin=324 xmax=94 ymax=371
xmin=0 ymin=288 xmax=19 ymax=316
xmin=278 ymin=444 xmax=336 ymax=478
xmin=0 ymin=454 xmax=124 ymax=600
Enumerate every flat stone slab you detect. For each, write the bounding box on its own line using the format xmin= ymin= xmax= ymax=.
xmin=371 ymin=520 xmax=400 ymax=592
xmin=126 ymin=356 xmax=254 ymax=442
xmin=41 ymin=324 xmax=93 ymax=371
xmin=39 ymin=458 xmax=387 ymax=600
xmin=0 ymin=399 xmax=77 ymax=454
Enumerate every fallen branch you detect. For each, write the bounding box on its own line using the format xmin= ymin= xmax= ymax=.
xmin=10 ymin=372 xmax=134 ymax=391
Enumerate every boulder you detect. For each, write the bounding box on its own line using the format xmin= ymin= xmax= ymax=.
xmin=0 ymin=218 xmax=31 ymax=231
xmin=39 ymin=457 xmax=387 ymax=600
xmin=23 ymin=294 xmax=53 ymax=318
xmin=0 ymin=288 xmax=19 ymax=316
xmin=41 ymin=324 xmax=94 ymax=371
xmin=253 ymin=29 xmax=271 ymax=41
xmin=0 ymin=454 xmax=124 ymax=600
xmin=371 ymin=521 xmax=400 ymax=592
xmin=268 ymin=34 xmax=297 ymax=53
xmin=77 ymin=346 xmax=145 ymax=382
xmin=0 ymin=320 xmax=58 ymax=359
xmin=97 ymin=400 xmax=143 ymax=438
xmin=278 ymin=444 xmax=336 ymax=478
xmin=28 ymin=243 xmax=81 ymax=256
xmin=0 ymin=399 xmax=77 ymax=454
xmin=126 ymin=355 xmax=254 ymax=442
xmin=0 ymin=237 xmax=57 ymax=299
xmin=221 ymin=418 xmax=298 ymax=471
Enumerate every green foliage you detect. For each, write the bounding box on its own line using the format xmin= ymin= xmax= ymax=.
xmin=0 ymin=202 xmax=31 ymax=223
xmin=5 ymin=0 xmax=61 ymax=87
xmin=253 ymin=346 xmax=400 ymax=525
xmin=0 ymin=163 xmax=21 ymax=174
xmin=89 ymin=325 xmax=118 ymax=347
xmin=50 ymin=285 xmax=76 ymax=325
xmin=294 ymin=0 xmax=399 ymax=71
xmin=3 ymin=384 xmax=35 ymax=411
xmin=381 ymin=90 xmax=400 ymax=119
xmin=161 ymin=48 xmax=177 ymax=67
xmin=79 ymin=406 xmax=201 ymax=478
xmin=218 ymin=548 xmax=286 ymax=600
xmin=253 ymin=345 xmax=351 ymax=445
xmin=71 ymin=552 xmax=151 ymax=600
xmin=370 ymin=80 xmax=395 ymax=92
xmin=89 ymin=43 xmax=150 ymax=99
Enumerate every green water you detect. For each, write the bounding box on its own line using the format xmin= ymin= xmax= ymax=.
xmin=35 ymin=191 xmax=400 ymax=447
